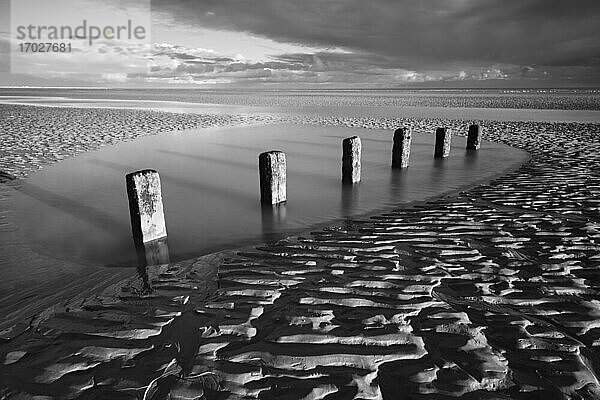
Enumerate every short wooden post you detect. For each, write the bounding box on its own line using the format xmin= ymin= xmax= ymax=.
xmin=126 ymin=169 xmax=167 ymax=244
xmin=342 ymin=136 xmax=361 ymax=184
xmin=392 ymin=128 xmax=411 ymax=168
xmin=434 ymin=128 xmax=452 ymax=158
xmin=467 ymin=124 xmax=482 ymax=150
xmin=259 ymin=151 xmax=287 ymax=204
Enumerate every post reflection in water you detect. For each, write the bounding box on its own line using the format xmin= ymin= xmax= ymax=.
xmin=341 ymin=184 xmax=360 ymax=218
xmin=464 ymin=148 xmax=479 ymax=166
xmin=430 ymin=158 xmax=448 ymax=186
xmin=261 ymin=202 xmax=288 ymax=242
xmin=134 ymin=237 xmax=170 ymax=292
xmin=389 ymin=168 xmax=409 ymax=199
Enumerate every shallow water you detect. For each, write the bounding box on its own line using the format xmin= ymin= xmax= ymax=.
xmin=13 ymin=123 xmax=527 ymax=270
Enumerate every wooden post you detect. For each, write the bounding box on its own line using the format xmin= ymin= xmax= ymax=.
xmin=467 ymin=124 xmax=482 ymax=150
xmin=126 ymin=169 xmax=167 ymax=244
xmin=392 ymin=128 xmax=411 ymax=168
xmin=434 ymin=128 xmax=452 ymax=158
xmin=259 ymin=151 xmax=287 ymax=204
xmin=342 ymin=136 xmax=361 ymax=184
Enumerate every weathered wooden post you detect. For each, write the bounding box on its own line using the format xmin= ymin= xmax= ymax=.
xmin=126 ymin=169 xmax=167 ymax=244
xmin=392 ymin=128 xmax=412 ymax=168
xmin=467 ymin=124 xmax=482 ymax=150
xmin=342 ymin=136 xmax=361 ymax=184
xmin=126 ymin=169 xmax=170 ymax=270
xmin=259 ymin=151 xmax=287 ymax=204
xmin=434 ymin=127 xmax=452 ymax=158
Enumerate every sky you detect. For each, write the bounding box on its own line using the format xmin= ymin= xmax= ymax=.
xmin=0 ymin=0 xmax=599 ymax=88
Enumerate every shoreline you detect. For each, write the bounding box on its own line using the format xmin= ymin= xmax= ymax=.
xmin=1 ymin=103 xmax=600 ymax=397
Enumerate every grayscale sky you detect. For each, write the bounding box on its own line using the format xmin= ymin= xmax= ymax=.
xmin=0 ymin=0 xmax=599 ymax=87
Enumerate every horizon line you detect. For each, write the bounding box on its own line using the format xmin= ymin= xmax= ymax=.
xmin=1 ymin=85 xmax=600 ymax=91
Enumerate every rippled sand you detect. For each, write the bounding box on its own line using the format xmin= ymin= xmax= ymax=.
xmin=2 ymin=104 xmax=600 ymax=398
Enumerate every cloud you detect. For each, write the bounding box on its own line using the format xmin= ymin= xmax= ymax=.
xmin=140 ymin=42 xmax=600 ymax=86
xmin=3 ymin=34 xmax=598 ymax=86
xmin=152 ymin=0 xmax=600 ymax=82
xmin=3 ymin=0 xmax=600 ymax=86
xmin=138 ymin=44 xmax=439 ymax=85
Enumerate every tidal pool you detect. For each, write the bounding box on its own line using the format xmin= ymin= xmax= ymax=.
xmin=14 ymin=123 xmax=528 ymax=267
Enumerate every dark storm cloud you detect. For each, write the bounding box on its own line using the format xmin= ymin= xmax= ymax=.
xmin=152 ymin=0 xmax=600 ymax=72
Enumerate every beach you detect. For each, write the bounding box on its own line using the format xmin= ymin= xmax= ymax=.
xmin=1 ymin=90 xmax=600 ymax=398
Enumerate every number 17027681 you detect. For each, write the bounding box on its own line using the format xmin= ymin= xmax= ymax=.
xmin=19 ymin=42 xmax=72 ymax=52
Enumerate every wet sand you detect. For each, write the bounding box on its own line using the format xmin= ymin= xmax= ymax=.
xmin=1 ymin=102 xmax=600 ymax=398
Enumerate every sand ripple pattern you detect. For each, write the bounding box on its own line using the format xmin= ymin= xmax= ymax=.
xmin=2 ymin=105 xmax=600 ymax=398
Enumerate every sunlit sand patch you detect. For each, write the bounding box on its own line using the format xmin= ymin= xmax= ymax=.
xmin=224 ymin=277 xmax=304 ymax=287
xmin=216 ymin=306 xmax=263 ymax=339
xmin=3 ymin=351 xmax=26 ymax=365
xmin=84 ymin=326 xmax=164 ymax=340
xmin=275 ymin=333 xmax=418 ymax=346
xmin=288 ymin=310 xmax=339 ymax=332
xmin=224 ymin=349 xmax=427 ymax=371
xmin=36 ymin=361 xmax=101 ymax=384
xmin=76 ymin=346 xmax=153 ymax=362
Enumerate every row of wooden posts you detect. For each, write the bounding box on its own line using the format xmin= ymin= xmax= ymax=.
xmin=126 ymin=124 xmax=483 ymax=251
xmin=258 ymin=124 xmax=482 ymax=204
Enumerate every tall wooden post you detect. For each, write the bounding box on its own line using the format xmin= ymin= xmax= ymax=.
xmin=259 ymin=151 xmax=287 ymax=204
xmin=434 ymin=128 xmax=452 ymax=158
xmin=126 ymin=169 xmax=167 ymax=244
xmin=392 ymin=128 xmax=411 ymax=168
xmin=467 ymin=124 xmax=482 ymax=150
xmin=126 ymin=169 xmax=170 ymax=271
xmin=342 ymin=136 xmax=361 ymax=184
